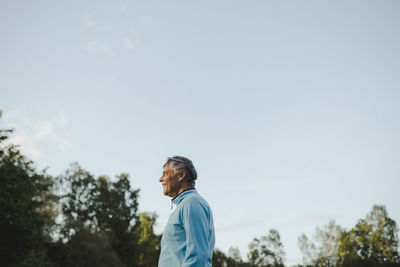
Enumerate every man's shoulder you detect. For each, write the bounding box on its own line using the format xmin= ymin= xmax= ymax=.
xmin=183 ymin=190 xmax=206 ymax=202
xmin=178 ymin=191 xmax=213 ymax=223
xmin=180 ymin=191 xmax=211 ymax=211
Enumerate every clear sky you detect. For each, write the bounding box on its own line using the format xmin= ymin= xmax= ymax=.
xmin=1 ymin=1 xmax=400 ymax=265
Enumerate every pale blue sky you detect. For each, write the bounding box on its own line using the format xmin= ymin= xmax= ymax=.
xmin=1 ymin=1 xmax=400 ymax=265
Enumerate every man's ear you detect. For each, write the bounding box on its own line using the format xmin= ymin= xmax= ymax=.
xmin=177 ymin=170 xmax=187 ymax=182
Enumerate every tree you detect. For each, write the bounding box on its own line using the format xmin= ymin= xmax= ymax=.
xmin=0 ymin=113 xmax=57 ymax=266
xmin=57 ymin=163 xmax=141 ymax=266
xmin=213 ymin=249 xmax=230 ymax=267
xmin=229 ymin=247 xmax=243 ymax=263
xmin=337 ymin=205 xmax=400 ymax=266
xmin=298 ymin=233 xmax=316 ymax=267
xmin=63 ymin=230 xmax=125 ymax=267
xmin=134 ymin=212 xmax=161 ymax=267
xmin=1 ymin=111 xmax=163 ymax=267
xmin=248 ymin=229 xmax=285 ymax=267
xmin=298 ymin=206 xmax=400 ymax=267
xmin=298 ymin=220 xmax=343 ymax=267
xmin=58 ymin=163 xmax=97 ymax=239
xmin=212 ymin=248 xmax=251 ymax=267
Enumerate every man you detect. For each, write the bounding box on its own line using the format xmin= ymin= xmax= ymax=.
xmin=158 ymin=156 xmax=215 ymax=267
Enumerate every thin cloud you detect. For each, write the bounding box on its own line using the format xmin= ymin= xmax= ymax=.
xmin=84 ymin=41 xmax=113 ymax=55
xmin=7 ymin=135 xmax=42 ymax=158
xmin=85 ymin=13 xmax=96 ymax=29
xmin=2 ymin=110 xmax=73 ymax=165
xmin=105 ymin=3 xmax=128 ymax=15
xmin=140 ymin=16 xmax=153 ymax=25
xmin=122 ymin=39 xmax=142 ymax=50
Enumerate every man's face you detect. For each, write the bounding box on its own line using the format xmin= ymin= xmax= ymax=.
xmin=159 ymin=163 xmax=180 ymax=197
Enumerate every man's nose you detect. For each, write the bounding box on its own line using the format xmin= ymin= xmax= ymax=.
xmin=159 ymin=176 xmax=163 ymax=182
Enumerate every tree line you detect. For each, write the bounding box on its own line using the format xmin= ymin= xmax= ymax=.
xmin=1 ymin=113 xmax=159 ymax=267
xmin=212 ymin=204 xmax=400 ymax=267
xmin=1 ymin=112 xmax=399 ymax=267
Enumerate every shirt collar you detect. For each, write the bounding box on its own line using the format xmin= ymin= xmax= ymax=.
xmin=172 ymin=188 xmax=196 ymax=205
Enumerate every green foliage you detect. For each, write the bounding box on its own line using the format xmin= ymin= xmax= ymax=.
xmin=213 ymin=248 xmax=250 ymax=267
xmin=58 ymin=163 xmax=142 ymax=266
xmin=0 ymin=114 xmax=162 ymax=267
xmin=298 ymin=220 xmax=343 ymax=267
xmin=18 ymin=248 xmax=57 ymax=267
xmin=134 ymin=212 xmax=161 ymax=267
xmin=212 ymin=249 xmax=229 ymax=267
xmin=299 ymin=206 xmax=400 ymax=267
xmin=247 ymin=229 xmax=285 ymax=267
xmin=63 ymin=230 xmax=125 ymax=267
xmin=213 ymin=232 xmax=286 ymax=267
xmin=229 ymin=246 xmax=244 ymax=263
xmin=58 ymin=163 xmax=97 ymax=238
xmin=0 ymin=117 xmax=56 ymax=266
xmin=3 ymin=111 xmax=400 ymax=267
xmin=337 ymin=205 xmax=400 ymax=266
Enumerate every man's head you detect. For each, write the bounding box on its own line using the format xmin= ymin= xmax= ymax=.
xmin=159 ymin=156 xmax=197 ymax=198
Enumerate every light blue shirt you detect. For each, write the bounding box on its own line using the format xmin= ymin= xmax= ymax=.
xmin=158 ymin=189 xmax=215 ymax=267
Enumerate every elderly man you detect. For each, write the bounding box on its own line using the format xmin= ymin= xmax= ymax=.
xmin=158 ymin=156 xmax=215 ymax=267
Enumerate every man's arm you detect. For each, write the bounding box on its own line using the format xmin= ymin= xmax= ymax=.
xmin=182 ymin=199 xmax=211 ymax=267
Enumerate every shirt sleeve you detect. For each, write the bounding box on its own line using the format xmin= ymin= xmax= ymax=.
xmin=182 ymin=198 xmax=211 ymax=267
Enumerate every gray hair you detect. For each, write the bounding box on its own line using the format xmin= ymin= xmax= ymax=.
xmin=164 ymin=156 xmax=197 ymax=186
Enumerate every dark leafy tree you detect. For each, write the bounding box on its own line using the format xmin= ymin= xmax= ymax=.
xmin=63 ymin=230 xmax=125 ymax=267
xmin=91 ymin=173 xmax=140 ymax=266
xmin=58 ymin=163 xmax=97 ymax=239
xmin=229 ymin=247 xmax=243 ymax=264
xmin=0 ymin=112 xmax=57 ymax=266
xmin=299 ymin=205 xmax=400 ymax=267
xmin=212 ymin=248 xmax=252 ymax=267
xmin=134 ymin=212 xmax=161 ymax=267
xmin=337 ymin=205 xmax=400 ymax=267
xmin=213 ymin=249 xmax=230 ymax=267
xmin=58 ymin=163 xmax=141 ymax=266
